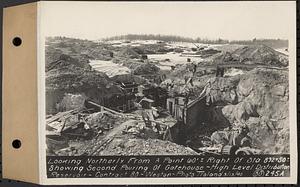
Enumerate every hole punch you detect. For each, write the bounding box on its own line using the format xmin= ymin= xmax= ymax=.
xmin=12 ymin=37 xmax=22 ymax=46
xmin=12 ymin=139 xmax=21 ymax=149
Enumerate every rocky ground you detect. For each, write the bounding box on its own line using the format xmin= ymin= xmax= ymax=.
xmin=46 ymin=36 xmax=290 ymax=155
xmin=204 ymin=68 xmax=289 ymax=153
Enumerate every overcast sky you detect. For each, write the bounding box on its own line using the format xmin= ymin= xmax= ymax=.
xmin=40 ymin=1 xmax=295 ymax=41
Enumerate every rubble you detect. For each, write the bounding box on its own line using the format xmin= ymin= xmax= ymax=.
xmin=133 ymin=62 xmax=160 ymax=75
xmin=161 ymin=67 xmax=289 ymax=154
xmin=46 ymin=37 xmax=290 ymax=156
xmin=46 ymin=53 xmax=91 ymax=72
xmin=212 ymin=44 xmax=288 ymax=67
xmin=198 ymin=48 xmax=221 ymax=58
xmin=46 ymin=105 xmax=128 ymax=155
xmin=59 ymin=93 xmax=87 ymax=111
xmin=232 ymin=44 xmax=288 ymax=66
xmin=118 ymin=47 xmax=140 ymax=59
xmin=203 ymin=69 xmax=289 ymax=153
xmin=46 ymin=57 xmax=123 ymax=114
xmin=99 ymin=138 xmax=198 ymax=155
xmin=46 ymin=99 xmax=182 ymax=156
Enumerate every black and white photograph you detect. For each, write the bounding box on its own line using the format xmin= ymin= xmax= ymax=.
xmin=41 ymin=1 xmax=297 ymax=183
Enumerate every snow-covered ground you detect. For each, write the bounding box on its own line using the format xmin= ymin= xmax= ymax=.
xmin=89 ymin=60 xmax=131 ymax=77
xmin=224 ymin=68 xmax=245 ymax=77
xmin=102 ymin=40 xmax=162 ymax=47
xmin=275 ymin=48 xmax=289 ymax=55
xmin=148 ymin=53 xmax=204 ymax=70
xmin=166 ymin=42 xmax=207 ymax=49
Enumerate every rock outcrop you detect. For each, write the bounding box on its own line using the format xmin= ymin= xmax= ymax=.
xmin=206 ymin=69 xmax=289 ymax=153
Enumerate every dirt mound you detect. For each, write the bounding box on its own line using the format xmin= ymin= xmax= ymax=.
xmin=111 ymin=74 xmax=147 ymax=85
xmin=198 ymin=48 xmax=221 ymax=57
xmin=46 ymin=53 xmax=91 ymax=72
xmin=46 ymin=63 xmax=123 ymax=114
xmin=131 ymin=47 xmax=146 ymax=54
xmin=212 ymin=44 xmax=288 ymax=67
xmin=86 ymin=111 xmax=127 ymax=131
xmin=45 ymin=46 xmax=64 ymax=68
xmin=212 ymin=52 xmax=236 ymax=65
xmin=133 ymin=63 xmax=160 ymax=75
xmin=86 ymin=47 xmax=114 ymax=61
xmin=99 ymin=138 xmax=197 ymax=155
xmin=46 ymin=37 xmax=114 ymax=61
xmin=46 ymin=66 xmax=119 ymax=92
xmin=233 ymin=44 xmax=288 ymax=66
xmin=118 ymin=47 xmax=140 ymax=59
xmin=131 ymin=43 xmax=172 ymax=54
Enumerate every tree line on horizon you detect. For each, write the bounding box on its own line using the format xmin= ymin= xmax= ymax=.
xmin=103 ymin=34 xmax=288 ymax=48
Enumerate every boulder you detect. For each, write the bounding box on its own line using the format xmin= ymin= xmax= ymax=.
xmin=60 ymin=93 xmax=86 ymax=111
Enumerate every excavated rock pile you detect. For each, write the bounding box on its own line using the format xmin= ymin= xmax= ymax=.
xmin=130 ymin=43 xmax=172 ymax=54
xmin=46 ymin=64 xmax=121 ymax=94
xmin=133 ymin=62 xmax=160 ymax=75
xmin=204 ymin=68 xmax=289 ymax=153
xmin=85 ymin=46 xmax=114 ymax=61
xmin=232 ymin=45 xmax=288 ymax=66
xmin=46 ymin=51 xmax=91 ymax=72
xmin=46 ymin=53 xmax=123 ymax=114
xmin=85 ymin=111 xmax=126 ymax=130
xmin=118 ymin=47 xmax=140 ymax=59
xmin=212 ymin=44 xmax=288 ymax=67
xmin=70 ymin=117 xmax=197 ymax=156
xmin=112 ymin=56 xmax=161 ymax=77
xmin=99 ymin=138 xmax=197 ymax=155
xmin=49 ymin=111 xmax=128 ymax=156
xmin=111 ymin=74 xmax=148 ymax=86
xmin=46 ymin=37 xmax=115 ymax=61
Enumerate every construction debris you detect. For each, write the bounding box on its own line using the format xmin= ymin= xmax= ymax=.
xmin=46 ymin=37 xmax=289 ymax=156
